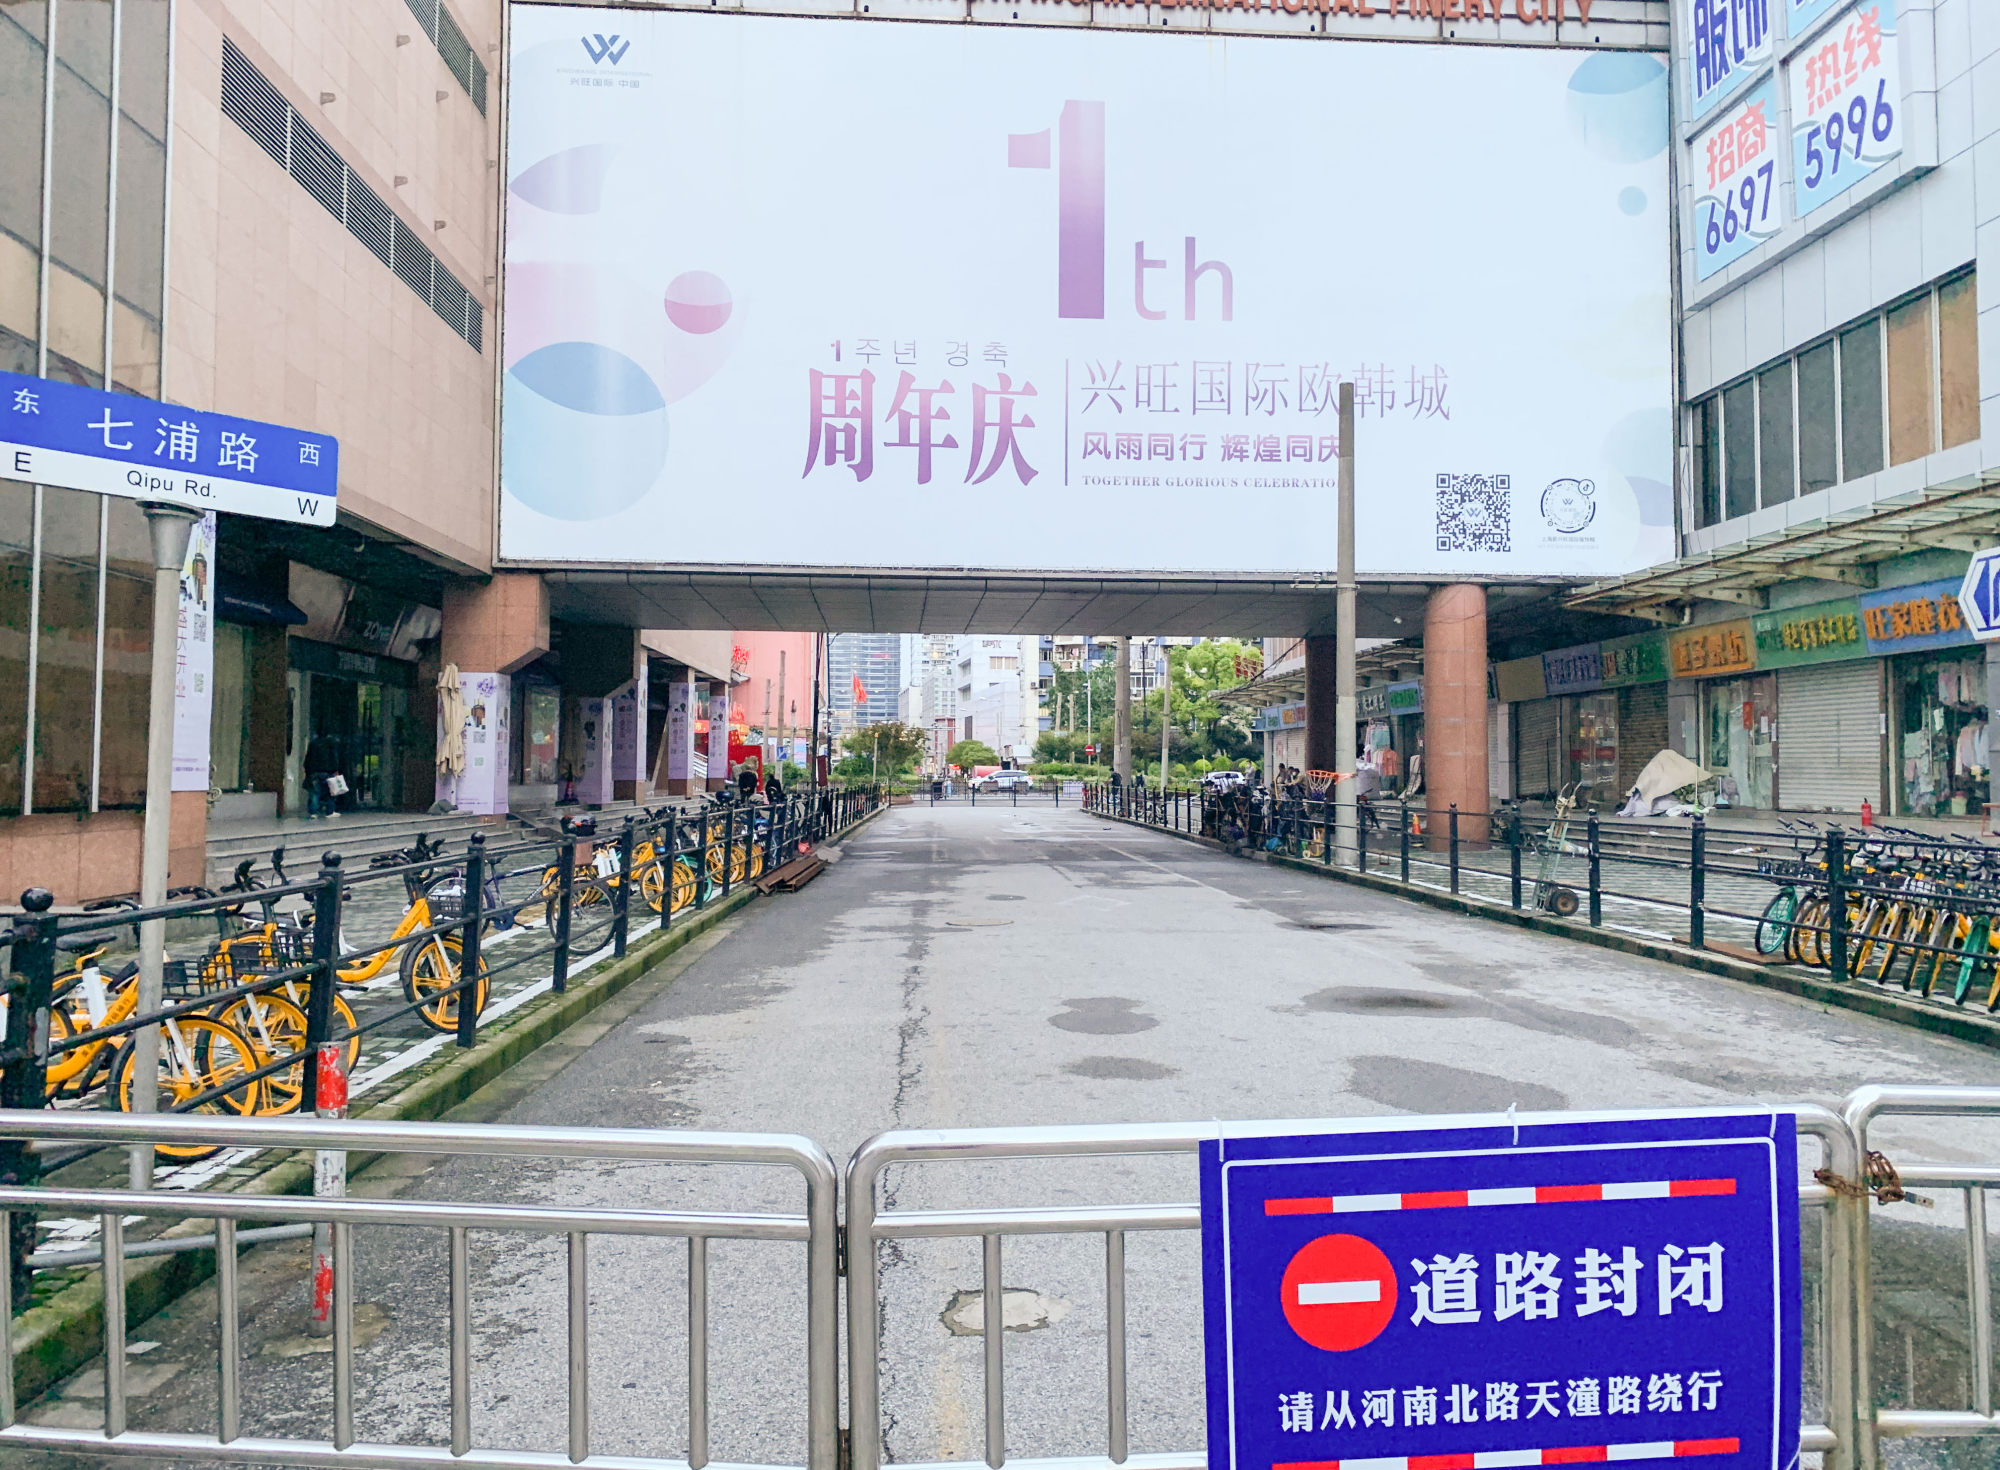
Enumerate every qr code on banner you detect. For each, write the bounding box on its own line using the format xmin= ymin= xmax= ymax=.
xmin=1435 ymin=473 xmax=1511 ymax=553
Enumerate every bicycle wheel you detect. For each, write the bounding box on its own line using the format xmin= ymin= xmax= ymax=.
xmin=113 ymin=1016 xmax=265 ymax=1158
xmin=639 ymin=859 xmax=668 ymax=914
xmin=1865 ymin=906 xmax=1913 ymax=984
xmin=1918 ymin=913 xmax=1967 ymax=997
xmin=705 ymin=842 xmax=728 ymax=886
xmin=1754 ymin=889 xmax=1798 ymax=958
xmin=400 ymin=936 xmax=491 ymax=1034
xmin=669 ymin=859 xmax=698 ymax=915
xmin=211 ymin=990 xmax=312 ymax=1113
xmin=747 ymin=841 xmax=767 ymax=879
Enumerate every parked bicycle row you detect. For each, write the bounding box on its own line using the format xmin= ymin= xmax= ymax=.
xmin=0 ymin=786 xmax=884 ymax=1165
xmin=1084 ymin=781 xmax=2000 ymax=1016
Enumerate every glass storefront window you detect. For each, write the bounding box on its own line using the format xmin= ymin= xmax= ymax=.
xmin=526 ymin=686 xmax=559 ymax=785
xmin=1702 ymin=675 xmax=1776 ymax=808
xmin=1894 ymin=653 xmax=1988 ymax=819
xmin=1568 ymin=693 xmax=1619 ymax=791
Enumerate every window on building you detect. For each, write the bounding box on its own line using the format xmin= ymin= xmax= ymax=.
xmin=1722 ymin=379 xmax=1756 ymax=519
xmin=1839 ymin=319 xmax=1883 ymax=481
xmin=1690 ymin=269 xmax=1974 ymax=528
xmin=1694 ymin=396 xmax=1721 ymax=528
xmin=1757 ymin=362 xmax=1793 ymax=504
xmin=1797 ymin=340 xmax=1838 ymax=495
xmin=1940 ymin=272 xmax=1980 ymax=449
xmin=1885 ymin=293 xmax=1934 ymax=467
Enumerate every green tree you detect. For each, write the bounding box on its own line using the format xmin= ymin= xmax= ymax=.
xmin=843 ymin=722 xmax=928 ymax=777
xmin=946 ymin=738 xmax=1000 ymax=769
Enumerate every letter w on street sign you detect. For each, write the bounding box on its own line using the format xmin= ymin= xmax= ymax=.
xmin=1958 ymin=547 xmax=2000 ymax=642
xmin=0 ymin=367 xmax=338 ymax=527
xmin=1201 ymin=1111 xmax=1799 ymax=1470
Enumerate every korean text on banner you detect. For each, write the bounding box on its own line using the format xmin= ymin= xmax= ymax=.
xmin=1790 ymin=3 xmax=1901 ymax=218
xmin=1693 ymin=80 xmax=1782 ymax=280
xmin=1201 ymin=1111 xmax=1799 ymax=1470
xmin=0 ymin=368 xmax=338 ymax=525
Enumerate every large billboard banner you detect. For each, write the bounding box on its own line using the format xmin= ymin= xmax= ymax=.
xmin=501 ymin=7 xmax=1672 ymax=578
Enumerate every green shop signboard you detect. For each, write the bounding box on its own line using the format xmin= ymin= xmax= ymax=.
xmin=1752 ymin=598 xmax=1865 ymax=668
xmin=1598 ymin=632 xmax=1668 ymax=687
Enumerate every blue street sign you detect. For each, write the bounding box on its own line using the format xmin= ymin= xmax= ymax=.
xmin=0 ymin=368 xmax=337 ymax=525
xmin=1202 ymin=1112 xmax=1799 ymax=1470
xmin=1958 ymin=549 xmax=2000 ymax=643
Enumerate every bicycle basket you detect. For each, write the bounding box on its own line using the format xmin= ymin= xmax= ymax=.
xmin=160 ymin=959 xmax=199 ymax=996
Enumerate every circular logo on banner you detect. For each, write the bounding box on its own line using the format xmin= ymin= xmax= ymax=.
xmin=1541 ymin=477 xmax=1598 ymax=533
xmin=1279 ymin=1233 xmax=1398 ymax=1352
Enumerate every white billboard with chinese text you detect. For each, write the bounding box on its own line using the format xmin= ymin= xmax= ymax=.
xmin=500 ymin=7 xmax=1673 ymax=578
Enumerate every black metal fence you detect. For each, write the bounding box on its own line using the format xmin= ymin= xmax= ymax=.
xmin=1086 ymin=781 xmax=2000 ymax=1008
xmin=0 ymin=785 xmax=882 ymax=1287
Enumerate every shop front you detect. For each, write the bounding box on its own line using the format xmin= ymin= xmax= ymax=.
xmin=1385 ymin=681 xmax=1422 ymax=790
xmin=1753 ymin=597 xmax=1882 ymax=814
xmin=288 ymin=639 xmax=417 ymax=813
xmin=1669 ymin=621 xmax=1774 ymax=810
xmin=1600 ymin=631 xmax=1670 ymax=797
xmin=1861 ymin=579 xmax=1989 ymax=818
xmin=1254 ymin=700 xmax=1307 ymax=778
xmin=1357 ymin=685 xmax=1391 ymax=776
xmin=1542 ymin=644 xmax=1616 ymax=795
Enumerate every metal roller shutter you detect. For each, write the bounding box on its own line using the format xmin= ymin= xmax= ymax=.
xmin=1618 ymin=683 xmax=1669 ymax=796
xmin=1515 ymin=697 xmax=1562 ymax=798
xmin=1777 ymin=662 xmax=1882 ymax=812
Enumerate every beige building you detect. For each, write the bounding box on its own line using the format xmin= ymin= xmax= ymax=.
xmin=0 ymin=0 xmax=732 ymax=902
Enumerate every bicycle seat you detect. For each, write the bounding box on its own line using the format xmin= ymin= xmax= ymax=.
xmin=55 ymin=934 xmax=111 ymax=954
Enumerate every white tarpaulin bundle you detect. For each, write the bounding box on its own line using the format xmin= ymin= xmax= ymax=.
xmin=436 ymin=663 xmax=466 ymax=778
xmin=1618 ymin=748 xmax=1715 ymax=816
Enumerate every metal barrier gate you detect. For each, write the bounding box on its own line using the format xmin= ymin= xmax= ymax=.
xmin=0 ymin=1110 xmax=839 ymax=1470
xmin=10 ymin=1092 xmax=2000 ymax=1470
xmin=844 ymin=1109 xmax=1864 ymax=1470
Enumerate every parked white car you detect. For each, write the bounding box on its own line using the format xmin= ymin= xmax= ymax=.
xmin=971 ymin=770 xmax=1036 ymax=792
xmin=1202 ymin=769 xmax=1248 ymax=791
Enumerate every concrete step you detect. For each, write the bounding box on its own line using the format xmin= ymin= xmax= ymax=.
xmin=204 ymin=810 xmax=512 ymax=885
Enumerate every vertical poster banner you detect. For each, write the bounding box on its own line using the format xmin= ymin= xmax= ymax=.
xmin=611 ymin=679 xmax=639 ymax=784
xmin=666 ymin=675 xmax=693 ymax=784
xmin=579 ymin=696 xmax=613 ymax=804
xmin=454 ymin=673 xmax=510 ymax=815
xmin=1693 ymin=80 xmax=1783 ymax=279
xmin=171 ymin=512 xmax=217 ymax=791
xmin=710 ymin=685 xmax=732 ymax=781
xmin=1687 ymin=0 xmax=1774 ymax=119
xmin=1790 ymin=3 xmax=1901 ymax=216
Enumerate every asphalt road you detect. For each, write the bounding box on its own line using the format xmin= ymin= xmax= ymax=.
xmin=20 ymin=799 xmax=2000 ymax=1470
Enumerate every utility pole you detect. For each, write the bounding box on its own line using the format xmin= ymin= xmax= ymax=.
xmin=1335 ymin=383 xmax=1359 ymax=870
xmin=1114 ymin=636 xmax=1132 ymax=781
xmin=131 ymin=502 xmax=201 ymax=1189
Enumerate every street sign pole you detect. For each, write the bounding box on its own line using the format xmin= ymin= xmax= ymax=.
xmin=1335 ymin=383 xmax=1358 ymax=869
xmin=129 ymin=503 xmax=201 ymax=1190
xmin=1959 ymin=549 xmax=2000 ymax=834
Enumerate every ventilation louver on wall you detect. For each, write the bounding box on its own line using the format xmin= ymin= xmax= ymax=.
xmin=220 ymin=37 xmax=483 ymax=353
xmin=402 ymin=0 xmax=488 ymax=116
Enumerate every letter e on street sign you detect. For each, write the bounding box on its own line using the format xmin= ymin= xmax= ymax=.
xmin=1958 ymin=548 xmax=2000 ymax=642
xmin=1201 ymin=1112 xmax=1799 ymax=1470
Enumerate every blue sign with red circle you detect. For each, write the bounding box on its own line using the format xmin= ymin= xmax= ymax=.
xmin=1200 ymin=1112 xmax=1799 ymax=1470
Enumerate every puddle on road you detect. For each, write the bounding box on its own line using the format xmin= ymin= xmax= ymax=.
xmin=1050 ymin=997 xmax=1158 ymax=1034
xmin=1302 ymin=987 xmax=1456 ymax=1013
xmin=1065 ymin=1055 xmax=1179 ymax=1081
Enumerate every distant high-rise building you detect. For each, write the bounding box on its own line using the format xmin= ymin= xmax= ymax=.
xmin=828 ymin=634 xmax=902 ymax=738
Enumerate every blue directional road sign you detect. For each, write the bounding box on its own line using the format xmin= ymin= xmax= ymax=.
xmin=0 ymin=368 xmax=337 ymax=525
xmin=1202 ymin=1111 xmax=1799 ymax=1470
xmin=1958 ymin=548 xmax=2000 ymax=642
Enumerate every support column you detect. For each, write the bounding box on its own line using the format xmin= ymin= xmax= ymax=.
xmin=1423 ymin=583 xmax=1489 ymax=847
xmin=438 ymin=573 xmax=550 ymax=815
xmin=663 ymin=670 xmax=698 ymax=795
xmin=1113 ymin=636 xmax=1132 ymax=781
xmin=707 ymin=681 xmax=729 ymax=790
xmin=1304 ymin=637 xmax=1340 ymax=774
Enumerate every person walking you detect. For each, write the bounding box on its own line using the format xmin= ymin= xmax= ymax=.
xmin=304 ymin=733 xmax=342 ymax=818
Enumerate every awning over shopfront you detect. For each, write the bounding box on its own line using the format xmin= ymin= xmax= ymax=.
xmin=1564 ymin=475 xmax=2000 ymax=618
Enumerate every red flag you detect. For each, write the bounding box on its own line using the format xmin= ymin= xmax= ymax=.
xmin=853 ymin=674 xmax=867 ymax=703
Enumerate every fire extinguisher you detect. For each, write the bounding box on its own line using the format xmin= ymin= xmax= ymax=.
xmin=1860 ymin=798 xmax=1874 ymax=827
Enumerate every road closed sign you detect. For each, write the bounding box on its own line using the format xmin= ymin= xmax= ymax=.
xmin=1201 ymin=1112 xmax=1799 ymax=1470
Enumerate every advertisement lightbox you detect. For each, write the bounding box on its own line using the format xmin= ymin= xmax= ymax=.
xmin=501 ymin=7 xmax=1673 ymax=578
